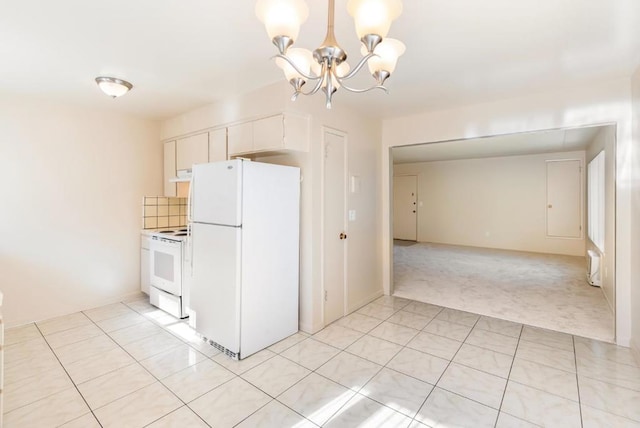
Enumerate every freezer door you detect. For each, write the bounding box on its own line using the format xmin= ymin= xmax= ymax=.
xmin=191 ymin=160 xmax=243 ymax=226
xmin=189 ymin=222 xmax=241 ymax=353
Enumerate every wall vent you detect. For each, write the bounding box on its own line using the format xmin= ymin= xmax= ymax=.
xmin=587 ymin=249 xmax=601 ymax=287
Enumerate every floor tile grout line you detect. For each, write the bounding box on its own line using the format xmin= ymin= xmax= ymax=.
xmin=573 ymin=335 xmax=585 ymax=428
xmin=72 ymin=310 xmax=185 ymax=414
xmin=494 ymin=323 xmax=524 ymax=428
xmin=409 ymin=311 xmax=481 ymax=426
xmin=69 ymin=299 xmax=214 ymax=421
xmin=35 ymin=313 xmax=93 ymax=337
xmin=31 ymin=322 xmax=105 ymax=428
xmin=306 ymin=334 xmax=402 ymax=425
xmin=272 ymin=304 xmax=417 ymax=425
xmin=106 ymin=297 xmax=272 ymax=425
xmin=141 ymin=405 xmax=212 ymax=428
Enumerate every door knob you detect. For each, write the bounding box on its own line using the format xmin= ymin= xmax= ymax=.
xmin=339 ymin=232 xmax=347 ymax=240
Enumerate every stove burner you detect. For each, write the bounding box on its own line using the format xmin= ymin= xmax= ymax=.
xmin=158 ymin=230 xmax=174 ymax=234
xmin=178 ymin=229 xmax=188 ymax=232
xmin=174 ymin=233 xmax=188 ymax=236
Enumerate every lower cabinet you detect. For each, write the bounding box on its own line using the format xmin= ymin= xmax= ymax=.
xmin=140 ymin=235 xmax=151 ymax=295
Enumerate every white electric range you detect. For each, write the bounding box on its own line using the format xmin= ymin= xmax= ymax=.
xmin=144 ymin=227 xmax=190 ymax=318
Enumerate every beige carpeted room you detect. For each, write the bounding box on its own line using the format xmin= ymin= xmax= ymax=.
xmin=391 ymin=125 xmax=616 ymax=342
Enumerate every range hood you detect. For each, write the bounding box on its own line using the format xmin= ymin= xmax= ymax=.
xmin=169 ymin=169 xmax=192 ymax=183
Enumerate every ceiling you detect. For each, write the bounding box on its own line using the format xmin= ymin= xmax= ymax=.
xmin=392 ymin=126 xmax=605 ymax=164
xmin=1 ymin=1 xmax=639 ymax=120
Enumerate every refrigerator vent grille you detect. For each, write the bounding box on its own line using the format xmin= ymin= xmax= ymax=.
xmin=208 ymin=339 xmax=239 ymax=360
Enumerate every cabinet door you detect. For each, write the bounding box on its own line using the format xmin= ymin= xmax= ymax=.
xmin=227 ymin=122 xmax=253 ymax=155
xmin=253 ymin=115 xmax=283 ymax=152
xmin=283 ymin=114 xmax=310 ymax=152
xmin=176 ymin=133 xmax=209 ymax=171
xmin=141 ymin=248 xmax=150 ymax=294
xmin=209 ymin=128 xmax=227 ymax=162
xmin=163 ymin=140 xmax=177 ymax=197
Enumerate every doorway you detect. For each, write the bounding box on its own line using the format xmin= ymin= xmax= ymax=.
xmin=389 ymin=125 xmax=616 ymax=342
xmin=322 ymin=128 xmax=348 ymax=326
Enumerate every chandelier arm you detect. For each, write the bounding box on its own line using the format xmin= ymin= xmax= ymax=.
xmin=298 ymin=69 xmax=326 ymax=96
xmin=331 ymin=66 xmax=388 ymax=94
xmin=337 ymin=82 xmax=388 ymax=94
xmin=272 ymin=54 xmax=320 ymax=81
xmin=335 ymin=52 xmax=377 ymax=81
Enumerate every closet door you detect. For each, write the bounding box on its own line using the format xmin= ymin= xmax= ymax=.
xmin=546 ymin=159 xmax=582 ymax=238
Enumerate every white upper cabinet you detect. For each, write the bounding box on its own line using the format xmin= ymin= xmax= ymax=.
xmin=176 ymin=133 xmax=209 ymax=171
xmin=253 ymin=115 xmax=284 ymax=152
xmin=228 ymin=114 xmax=309 ymax=156
xmin=163 ymin=140 xmax=176 ymax=197
xmin=227 ymin=122 xmax=253 ymax=155
xmin=209 ymin=128 xmax=228 ymax=162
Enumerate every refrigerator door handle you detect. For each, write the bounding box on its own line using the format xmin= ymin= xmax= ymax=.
xmin=188 ymin=174 xmax=194 ymax=270
xmin=187 ymin=173 xmax=194 ymax=223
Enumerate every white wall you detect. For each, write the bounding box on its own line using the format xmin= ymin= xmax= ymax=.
xmin=161 ymin=82 xmax=382 ymax=334
xmin=382 ymin=78 xmax=634 ymax=346
xmin=631 ymin=67 xmax=640 ymax=361
xmin=284 ymin=93 xmax=382 ymax=333
xmin=586 ymin=126 xmax=616 ymax=311
xmin=394 ymin=151 xmax=586 ymax=256
xmin=0 ymin=93 xmax=161 ymax=327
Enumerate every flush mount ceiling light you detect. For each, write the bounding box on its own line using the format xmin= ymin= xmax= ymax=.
xmin=95 ymin=76 xmax=133 ymax=98
xmin=256 ymin=0 xmax=405 ymax=109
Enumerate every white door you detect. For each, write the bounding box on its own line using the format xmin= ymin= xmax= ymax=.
xmin=192 ymin=160 xmax=243 ymax=226
xmin=323 ymin=129 xmax=347 ymax=325
xmin=393 ymin=175 xmax=418 ymax=240
xmin=547 ymin=159 xmax=582 ymax=238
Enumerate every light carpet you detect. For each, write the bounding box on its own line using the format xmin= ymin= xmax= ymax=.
xmin=393 ymin=242 xmax=614 ymax=342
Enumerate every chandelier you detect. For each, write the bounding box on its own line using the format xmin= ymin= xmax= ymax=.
xmin=256 ymin=0 xmax=405 ymax=108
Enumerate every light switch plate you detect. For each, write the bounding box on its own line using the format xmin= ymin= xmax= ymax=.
xmin=350 ymin=175 xmax=360 ymax=193
xmin=348 ymin=210 xmax=356 ymax=221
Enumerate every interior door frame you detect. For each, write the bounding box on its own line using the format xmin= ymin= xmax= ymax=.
xmin=387 ymin=123 xmax=617 ymax=342
xmin=320 ymin=126 xmax=348 ymax=327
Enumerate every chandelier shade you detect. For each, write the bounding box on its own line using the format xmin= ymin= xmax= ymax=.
xmin=362 ymin=38 xmax=406 ymax=75
xmin=256 ymin=0 xmax=405 ymax=108
xmin=255 ymin=0 xmax=309 ymax=42
xmin=276 ymin=48 xmax=313 ymax=81
xmin=347 ymin=0 xmax=403 ymax=40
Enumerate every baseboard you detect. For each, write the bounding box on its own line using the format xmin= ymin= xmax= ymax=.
xmin=347 ymin=288 xmax=385 ymax=315
xmin=299 ymin=320 xmax=322 ymax=335
xmin=599 ymin=286 xmax=614 ymax=313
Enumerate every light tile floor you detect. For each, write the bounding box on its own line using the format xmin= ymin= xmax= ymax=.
xmin=4 ymin=294 xmax=640 ymax=427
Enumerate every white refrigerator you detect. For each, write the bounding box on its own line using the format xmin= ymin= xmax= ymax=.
xmin=189 ymin=159 xmax=300 ymax=359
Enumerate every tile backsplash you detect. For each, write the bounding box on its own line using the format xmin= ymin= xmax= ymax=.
xmin=142 ymin=196 xmax=187 ymax=229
